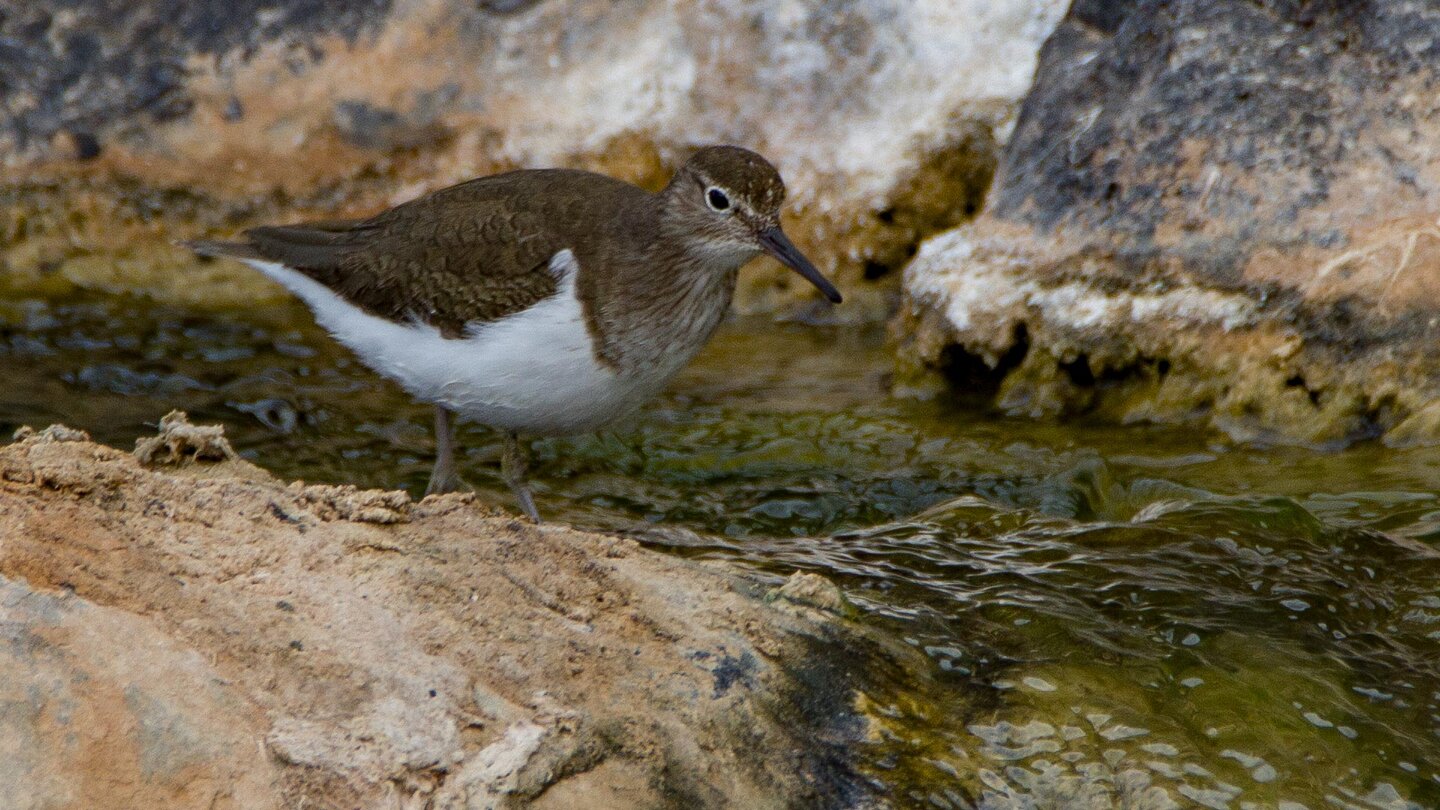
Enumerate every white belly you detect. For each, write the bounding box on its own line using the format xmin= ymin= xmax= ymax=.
xmin=244 ymin=251 xmax=655 ymax=435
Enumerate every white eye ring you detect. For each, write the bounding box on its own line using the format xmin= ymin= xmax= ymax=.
xmin=705 ymin=187 xmax=731 ymax=212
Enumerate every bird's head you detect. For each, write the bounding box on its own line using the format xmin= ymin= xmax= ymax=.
xmin=661 ymin=145 xmax=842 ymax=303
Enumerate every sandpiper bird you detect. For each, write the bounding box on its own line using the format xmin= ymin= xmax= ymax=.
xmin=184 ymin=145 xmax=841 ymax=521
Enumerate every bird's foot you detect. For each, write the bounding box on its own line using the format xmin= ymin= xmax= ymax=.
xmin=502 ymin=432 xmax=542 ymax=524
xmin=424 ymin=467 xmax=473 ymax=497
xmin=509 ymin=482 xmax=542 ymax=524
xmin=423 ymin=458 xmax=475 ymax=495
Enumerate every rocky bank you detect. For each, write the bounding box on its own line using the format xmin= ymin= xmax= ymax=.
xmin=897 ymin=0 xmax=1440 ymax=445
xmin=0 ymin=420 xmax=920 ymax=809
xmin=0 ymin=0 xmax=1065 ymax=320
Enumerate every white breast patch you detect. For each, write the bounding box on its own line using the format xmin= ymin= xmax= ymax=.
xmin=243 ymin=250 xmax=646 ymax=435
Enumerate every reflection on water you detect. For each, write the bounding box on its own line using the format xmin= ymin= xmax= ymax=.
xmin=3 ymin=288 xmax=1440 ymax=808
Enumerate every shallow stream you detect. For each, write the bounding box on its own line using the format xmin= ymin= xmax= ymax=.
xmin=3 ymin=285 xmax=1438 ymax=808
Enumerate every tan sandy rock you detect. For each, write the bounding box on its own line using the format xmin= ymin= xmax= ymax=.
xmin=0 ymin=576 xmax=283 ymax=810
xmin=133 ymin=409 xmax=238 ymax=465
xmin=0 ymin=422 xmax=916 ymax=808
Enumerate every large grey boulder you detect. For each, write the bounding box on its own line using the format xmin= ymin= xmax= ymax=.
xmin=898 ymin=0 xmax=1440 ymax=444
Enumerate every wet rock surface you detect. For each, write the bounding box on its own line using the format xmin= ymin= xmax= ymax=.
xmin=0 ymin=0 xmax=1065 ymax=319
xmin=899 ymin=0 xmax=1440 ymax=445
xmin=0 ymin=423 xmax=914 ymax=808
xmin=0 ymin=576 xmax=282 ymax=810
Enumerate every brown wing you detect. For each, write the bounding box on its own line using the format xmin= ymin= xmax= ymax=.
xmin=198 ymin=176 xmax=570 ymax=338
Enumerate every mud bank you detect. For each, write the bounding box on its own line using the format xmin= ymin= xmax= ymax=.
xmin=0 ymin=0 xmax=1065 ymax=319
xmin=897 ymin=0 xmax=1440 ymax=445
xmin=0 ymin=419 xmax=920 ymax=809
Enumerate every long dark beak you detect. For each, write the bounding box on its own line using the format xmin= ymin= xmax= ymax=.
xmin=757 ymin=227 xmax=842 ymax=304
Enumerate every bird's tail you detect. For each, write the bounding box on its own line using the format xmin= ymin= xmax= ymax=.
xmin=177 ymin=238 xmax=265 ymax=261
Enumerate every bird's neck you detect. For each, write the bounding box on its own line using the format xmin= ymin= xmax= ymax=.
xmin=584 ymin=222 xmax=743 ymax=378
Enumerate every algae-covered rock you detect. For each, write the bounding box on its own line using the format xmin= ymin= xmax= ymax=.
xmin=0 ymin=0 xmax=1066 ymax=318
xmin=898 ymin=0 xmax=1440 ymax=445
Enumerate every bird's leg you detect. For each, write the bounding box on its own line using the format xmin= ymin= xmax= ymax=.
xmin=502 ymin=431 xmax=541 ymax=523
xmin=425 ymin=405 xmax=468 ymax=496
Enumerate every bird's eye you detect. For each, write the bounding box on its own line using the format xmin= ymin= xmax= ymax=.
xmin=706 ymin=187 xmax=731 ymax=211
